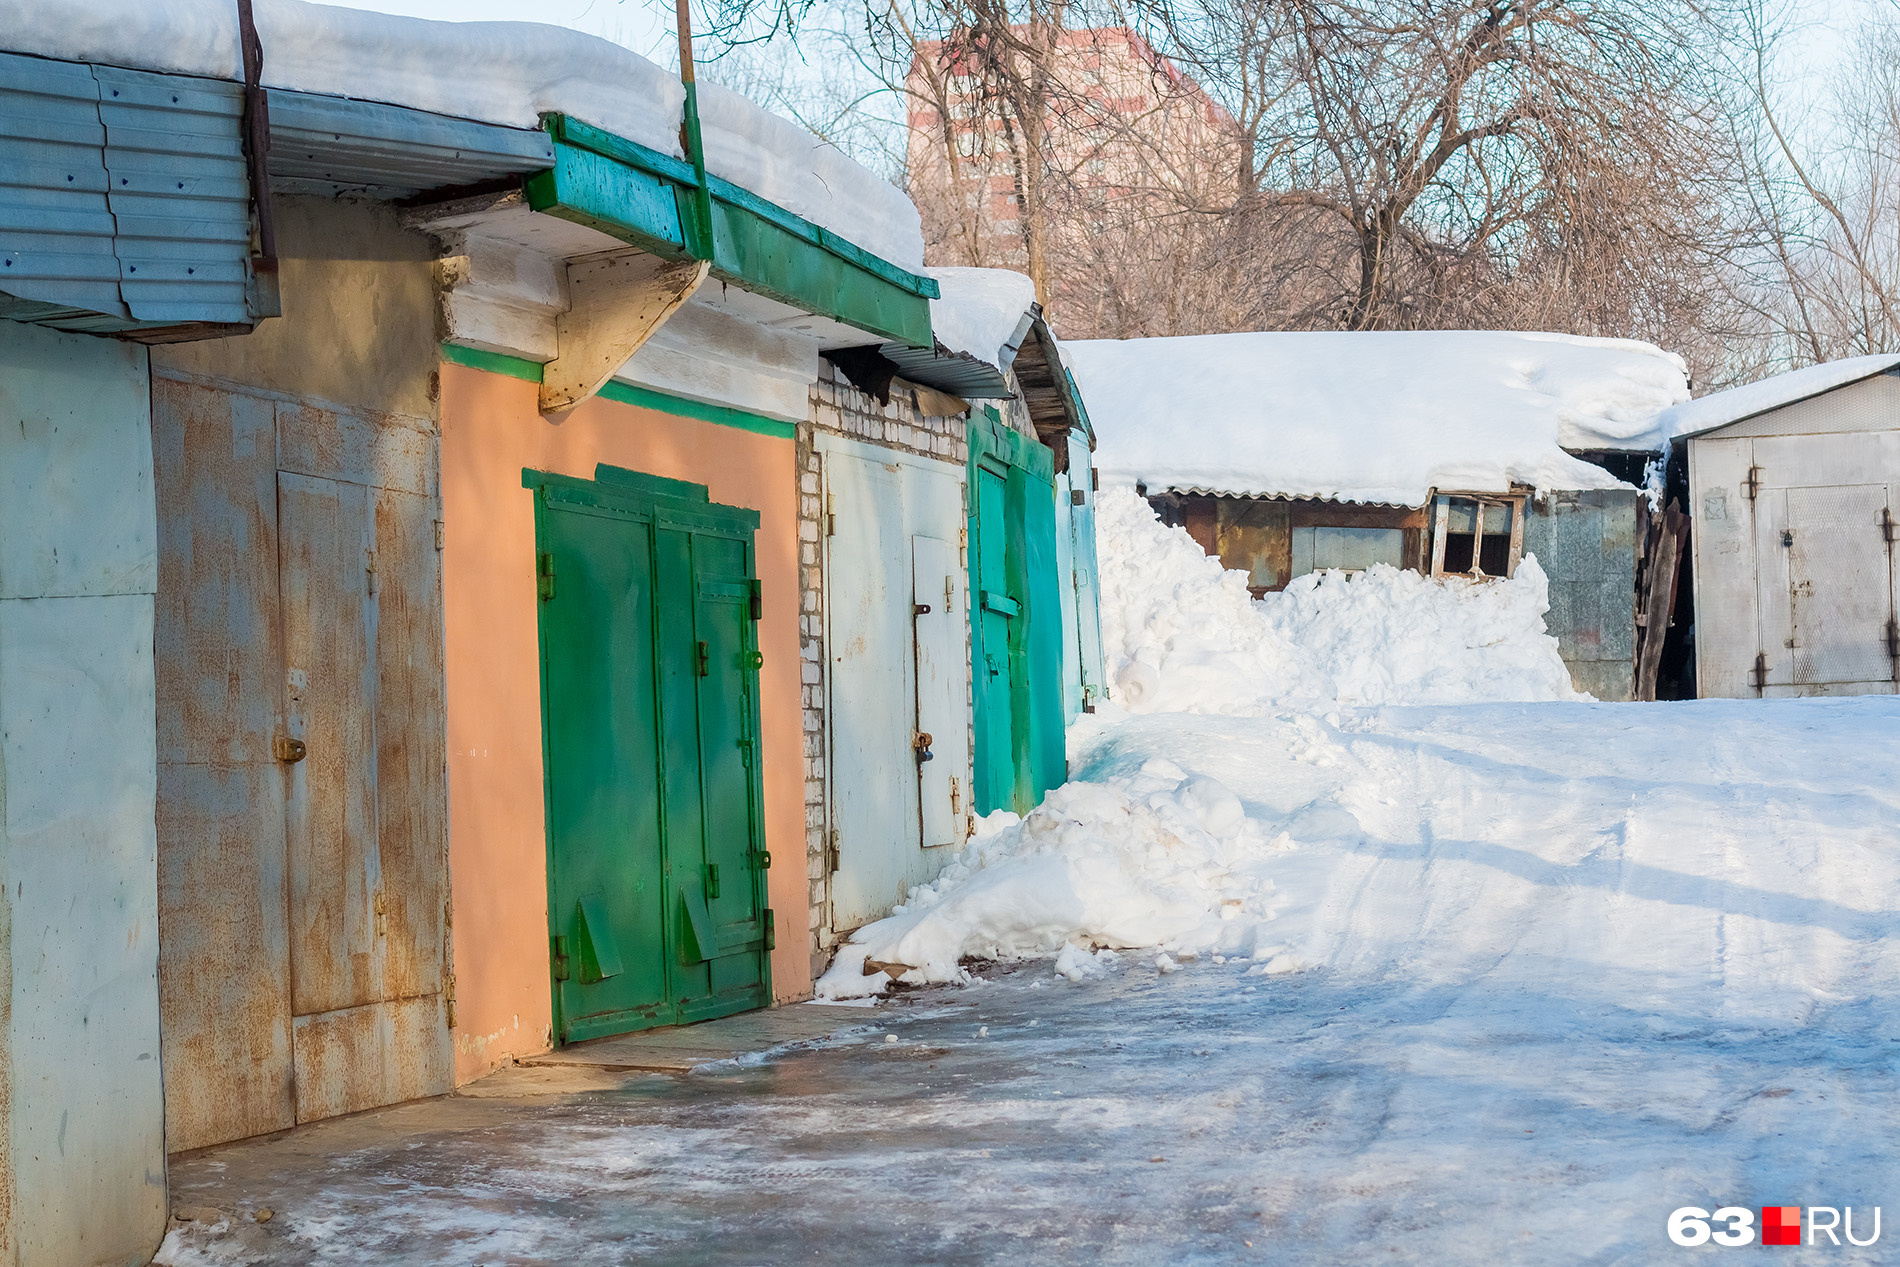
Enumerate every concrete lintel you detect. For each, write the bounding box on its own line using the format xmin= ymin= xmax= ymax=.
xmin=541 ymin=252 xmax=709 ymax=418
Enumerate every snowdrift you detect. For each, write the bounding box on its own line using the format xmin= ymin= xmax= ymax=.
xmin=819 ymin=489 xmax=1900 ymax=1015
xmin=1096 ymin=485 xmax=1582 ymax=715
xmin=822 ymin=701 xmax=1900 ymax=1010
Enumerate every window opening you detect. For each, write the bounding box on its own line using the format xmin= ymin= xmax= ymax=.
xmin=1430 ymin=493 xmax=1523 ymax=579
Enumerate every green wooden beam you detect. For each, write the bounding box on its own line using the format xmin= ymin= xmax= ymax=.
xmin=535 ymin=115 xmax=937 ymax=348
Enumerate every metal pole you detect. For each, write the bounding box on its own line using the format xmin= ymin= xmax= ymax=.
xmin=674 ymin=0 xmax=716 ymax=257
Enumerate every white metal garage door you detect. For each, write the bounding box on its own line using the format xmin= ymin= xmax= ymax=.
xmin=1754 ymin=482 xmax=1898 ymax=694
xmin=820 ymin=434 xmax=970 ymax=932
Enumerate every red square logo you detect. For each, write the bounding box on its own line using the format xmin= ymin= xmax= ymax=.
xmin=1763 ymin=1206 xmax=1802 ymax=1246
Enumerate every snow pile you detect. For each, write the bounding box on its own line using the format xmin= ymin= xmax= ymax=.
xmin=0 ymin=0 xmax=922 ymax=269
xmin=1096 ymin=485 xmax=1582 ymax=714
xmin=925 ymin=268 xmax=1037 ymax=369
xmin=1654 ymin=352 xmax=1900 ymax=437
xmin=820 ymin=698 xmax=1900 ymax=1004
xmin=1064 ymin=330 xmax=1690 ymax=504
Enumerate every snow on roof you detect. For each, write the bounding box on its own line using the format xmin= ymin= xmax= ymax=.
xmin=926 ymin=268 xmax=1037 ymax=369
xmin=0 ymin=0 xmax=922 ymax=270
xmin=1062 ymin=330 xmax=1690 ymax=505
xmin=1657 ymin=353 xmax=1900 ymax=438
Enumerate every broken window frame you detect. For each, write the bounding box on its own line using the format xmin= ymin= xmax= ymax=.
xmin=1429 ymin=491 xmax=1526 ymax=580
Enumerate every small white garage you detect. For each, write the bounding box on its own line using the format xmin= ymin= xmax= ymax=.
xmin=1674 ymin=354 xmax=1900 ymax=698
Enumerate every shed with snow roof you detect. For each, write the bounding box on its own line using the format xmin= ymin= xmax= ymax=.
xmin=1063 ymin=330 xmax=1695 ymax=701
xmin=1665 ymin=355 xmax=1900 ymax=699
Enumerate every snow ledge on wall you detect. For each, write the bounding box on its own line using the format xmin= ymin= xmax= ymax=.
xmin=0 ymin=0 xmax=923 ymax=271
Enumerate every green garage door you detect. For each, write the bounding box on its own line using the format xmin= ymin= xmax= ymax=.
xmin=528 ymin=464 xmax=772 ymax=1044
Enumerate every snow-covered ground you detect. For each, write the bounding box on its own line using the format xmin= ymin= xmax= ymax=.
xmin=157 ymin=492 xmax=1900 ymax=1262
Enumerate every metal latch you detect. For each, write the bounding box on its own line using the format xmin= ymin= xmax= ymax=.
xmin=913 ymin=731 xmax=935 ymax=763
xmin=1750 ymin=651 xmax=1768 ymax=696
xmin=1744 ymin=466 xmax=1762 ymax=500
xmin=273 ymin=736 xmax=306 ymax=763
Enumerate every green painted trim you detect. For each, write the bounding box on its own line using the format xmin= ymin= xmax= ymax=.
xmin=545 ymin=115 xmax=940 ymax=301
xmin=596 ymin=379 xmax=796 ymax=439
xmin=446 ymin=343 xmax=794 ymax=438
xmin=442 ymin=342 xmax=544 ymax=382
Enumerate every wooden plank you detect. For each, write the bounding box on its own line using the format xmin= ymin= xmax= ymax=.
xmin=280 ymin=471 xmax=384 ymax=1017
xmin=373 ymin=486 xmax=448 ymax=1002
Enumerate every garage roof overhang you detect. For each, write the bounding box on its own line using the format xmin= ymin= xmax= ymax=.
xmin=524 ymin=115 xmax=937 ymax=351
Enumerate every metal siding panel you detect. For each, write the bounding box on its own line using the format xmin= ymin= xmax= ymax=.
xmin=290 ymin=995 xmax=449 ymax=1124
xmin=267 ymin=88 xmax=554 ymax=198
xmin=93 ymin=64 xmax=253 ymax=325
xmin=823 ymin=449 xmax=918 ymax=927
xmin=914 ymin=534 xmax=966 ymax=847
xmin=373 ymin=486 xmax=448 ymax=1001
xmin=1688 ymin=437 xmax=1761 ymax=697
xmin=1784 ymin=484 xmax=1897 ymax=689
xmin=1523 ymin=490 xmax=1636 ymax=701
xmin=280 ymin=471 xmax=385 ymax=1017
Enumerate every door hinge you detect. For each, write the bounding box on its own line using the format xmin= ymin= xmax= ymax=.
xmin=365 ymin=548 xmax=379 ymax=596
xmin=705 ymin=862 xmax=721 ymax=900
xmin=1882 ymin=507 xmax=1897 ymax=544
xmin=550 ymin=934 xmax=570 ymax=981
xmin=443 ymin=971 xmax=456 ymax=1029
xmin=373 ymin=889 xmax=387 ymax=938
xmin=1750 ymin=651 xmax=1768 ymax=696
xmin=1887 ymin=618 xmax=1899 ymax=663
xmin=537 ymin=552 xmax=555 ymax=600
xmin=434 ymin=519 xmax=445 ymax=551
xmin=749 ymin=578 xmax=763 ymax=621
xmin=826 ymin=492 xmax=836 ymax=538
xmin=764 ymin=907 xmax=776 ymax=951
xmin=1744 ymin=465 xmax=1762 ymax=500
xmin=695 ymin=640 xmax=710 ymax=677
xmin=826 ymin=828 xmax=840 ymax=875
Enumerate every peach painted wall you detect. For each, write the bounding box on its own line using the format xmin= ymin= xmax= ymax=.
xmin=439 ymin=362 xmax=809 ymax=1084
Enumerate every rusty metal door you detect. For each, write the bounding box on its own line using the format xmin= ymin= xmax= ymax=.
xmin=155 ymin=379 xmax=450 ymax=1148
xmin=278 ymin=472 xmax=451 ymax=1122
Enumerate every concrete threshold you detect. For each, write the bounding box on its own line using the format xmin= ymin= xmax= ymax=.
xmin=512 ymin=1000 xmax=880 ymax=1074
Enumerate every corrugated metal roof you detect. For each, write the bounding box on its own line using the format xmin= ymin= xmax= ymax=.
xmin=268 ymin=90 xmax=554 ymax=200
xmin=95 ymin=65 xmax=252 ymax=325
xmin=0 ymin=50 xmax=127 ymax=321
xmin=0 ymin=51 xmax=256 ymax=332
xmin=879 ymin=342 xmax=1013 ymax=398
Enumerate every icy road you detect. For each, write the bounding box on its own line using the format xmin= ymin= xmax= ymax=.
xmin=161 ymin=697 xmax=1900 ymax=1264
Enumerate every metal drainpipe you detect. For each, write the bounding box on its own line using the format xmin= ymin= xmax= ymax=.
xmin=674 ymin=0 xmax=717 ymax=259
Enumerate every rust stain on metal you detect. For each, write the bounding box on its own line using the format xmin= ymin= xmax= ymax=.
xmin=154 ymin=374 xmax=450 ymax=1151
